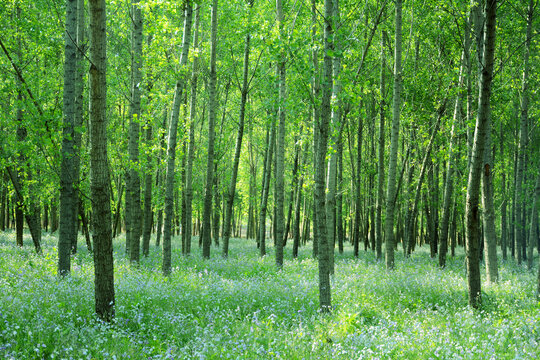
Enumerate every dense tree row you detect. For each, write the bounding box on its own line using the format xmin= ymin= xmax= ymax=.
xmin=0 ymin=0 xmax=538 ymax=319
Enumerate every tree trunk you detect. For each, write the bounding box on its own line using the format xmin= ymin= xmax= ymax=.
xmin=515 ymin=0 xmax=534 ymax=266
xmin=315 ymin=0 xmax=333 ymax=312
xmin=465 ymin=0 xmax=497 ymax=309
xmin=376 ymin=31 xmax=386 ymax=260
xmin=127 ymin=0 xmax=143 ymax=265
xmin=405 ymin=104 xmax=445 ymax=255
xmin=528 ymin=172 xmax=539 ymax=270
xmin=162 ymin=2 xmax=193 ymax=273
xmin=481 ymin=116 xmax=498 ymax=282
xmin=258 ymin=125 xmax=275 ymax=257
xmin=89 ymin=0 xmax=115 ymax=321
xmin=58 ymin=0 xmax=79 ymax=275
xmin=274 ymin=0 xmax=286 ymax=268
xmin=201 ymin=0 xmax=218 ymax=259
xmin=222 ymin=1 xmax=253 ymax=257
xmin=384 ymin=0 xmax=403 ymax=270
xmin=440 ymin=17 xmax=470 ymax=266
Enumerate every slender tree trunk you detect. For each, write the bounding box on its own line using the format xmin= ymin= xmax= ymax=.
xmin=127 ymin=0 xmax=143 ymax=264
xmin=310 ymin=0 xmax=320 ymax=260
xmin=274 ymin=0 xmax=286 ymax=268
xmin=354 ymin=121 xmax=363 ymax=258
xmin=528 ymin=172 xmax=539 ymax=270
xmin=465 ymin=0 xmax=497 ymax=309
xmin=222 ymin=1 xmax=253 ymax=257
xmin=384 ymin=0 xmax=403 ymax=269
xmin=258 ymin=125 xmax=275 ymax=257
xmin=58 ymin=0 xmax=79 ymax=275
xmin=481 ymin=115 xmax=498 ymax=282
xmin=515 ymin=0 xmax=534 ymax=266
xmin=201 ymin=0 xmax=218 ymax=259
xmin=376 ymin=31 xmax=386 ymax=260
xmin=440 ymin=19 xmax=470 ymax=267
xmin=406 ymin=104 xmax=445 ymax=255
xmin=315 ymin=0 xmax=333 ymax=312
xmin=325 ymin=0 xmax=342 ymax=274
xmin=183 ymin=6 xmax=200 ymax=257
xmin=162 ymin=2 xmax=193 ymax=273
xmin=89 ymin=0 xmax=115 ymax=321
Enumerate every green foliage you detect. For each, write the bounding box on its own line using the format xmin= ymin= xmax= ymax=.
xmin=1 ymin=232 xmax=539 ymax=359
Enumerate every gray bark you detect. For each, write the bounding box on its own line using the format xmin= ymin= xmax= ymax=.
xmin=315 ymin=0 xmax=334 ymax=312
xmin=274 ymin=0 xmax=286 ymax=268
xmin=89 ymin=0 xmax=115 ymax=321
xmin=201 ymin=0 xmax=218 ymax=259
xmin=515 ymin=0 xmax=534 ymax=265
xmin=465 ymin=0 xmax=497 ymax=309
xmin=184 ymin=5 xmax=201 ymax=257
xmin=384 ymin=0 xmax=403 ymax=269
xmin=375 ymin=31 xmax=386 ymax=260
xmin=127 ymin=0 xmax=143 ymax=264
xmin=59 ymin=0 xmax=79 ymax=275
xmin=222 ymin=1 xmax=253 ymax=257
xmin=162 ymin=2 xmax=193 ymax=273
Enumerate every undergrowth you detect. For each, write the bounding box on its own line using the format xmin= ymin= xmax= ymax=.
xmin=0 ymin=230 xmax=538 ymax=359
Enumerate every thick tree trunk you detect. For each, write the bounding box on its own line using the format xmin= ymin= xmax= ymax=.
xmin=58 ymin=0 xmax=79 ymax=275
xmin=162 ymin=2 xmax=193 ymax=273
xmin=89 ymin=0 xmax=115 ymax=321
xmin=465 ymin=0 xmax=497 ymax=309
xmin=201 ymin=0 xmax=218 ymax=259
xmin=384 ymin=0 xmax=403 ymax=269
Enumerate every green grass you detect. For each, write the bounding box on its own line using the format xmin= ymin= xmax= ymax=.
xmin=0 ymin=230 xmax=539 ymax=359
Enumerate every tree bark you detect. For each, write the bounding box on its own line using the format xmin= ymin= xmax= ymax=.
xmin=515 ymin=0 xmax=534 ymax=266
xmin=384 ymin=0 xmax=403 ymax=269
xmin=162 ymin=2 xmax=193 ymax=273
xmin=201 ymin=0 xmax=218 ymax=259
xmin=274 ymin=0 xmax=286 ymax=268
xmin=440 ymin=16 xmax=470 ymax=267
xmin=257 ymin=125 xmax=275 ymax=257
xmin=58 ymin=0 xmax=79 ymax=275
xmin=465 ymin=0 xmax=497 ymax=309
xmin=375 ymin=31 xmax=386 ymax=260
xmin=528 ymin=172 xmax=539 ymax=270
xmin=315 ymin=0 xmax=333 ymax=312
xmin=222 ymin=1 xmax=253 ymax=257
xmin=89 ymin=0 xmax=115 ymax=321
xmin=127 ymin=0 xmax=143 ymax=264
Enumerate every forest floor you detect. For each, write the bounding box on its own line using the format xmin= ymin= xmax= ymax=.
xmin=0 ymin=231 xmax=539 ymax=359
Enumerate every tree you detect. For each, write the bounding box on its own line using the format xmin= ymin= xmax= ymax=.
xmin=465 ymin=0 xmax=497 ymax=309
xmin=59 ymin=0 xmax=79 ymax=275
xmin=162 ymin=1 xmax=193 ymax=274
xmin=384 ymin=0 xmax=403 ymax=270
xmin=315 ymin=0 xmax=334 ymax=312
xmin=89 ymin=0 xmax=115 ymax=321
xmin=274 ymin=0 xmax=286 ymax=268
xmin=201 ymin=0 xmax=218 ymax=259
xmin=222 ymin=0 xmax=255 ymax=258
xmin=127 ymin=0 xmax=143 ymax=264
xmin=184 ymin=4 xmax=201 ymax=257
